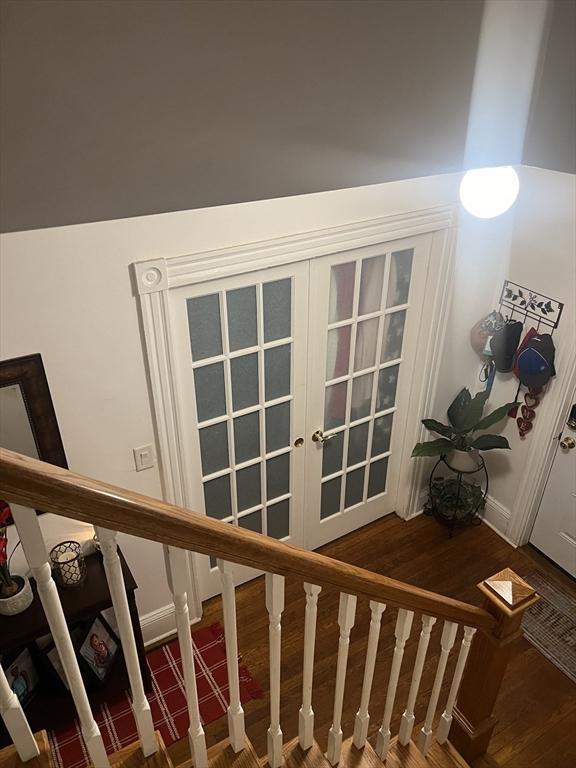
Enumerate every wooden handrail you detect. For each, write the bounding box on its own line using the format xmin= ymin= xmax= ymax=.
xmin=0 ymin=449 xmax=495 ymax=629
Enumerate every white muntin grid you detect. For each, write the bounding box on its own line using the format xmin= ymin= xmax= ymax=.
xmin=187 ymin=279 xmax=294 ymax=549
xmin=320 ymin=249 xmax=413 ymax=519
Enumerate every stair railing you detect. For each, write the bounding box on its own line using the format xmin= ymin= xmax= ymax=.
xmin=0 ymin=448 xmax=539 ymax=767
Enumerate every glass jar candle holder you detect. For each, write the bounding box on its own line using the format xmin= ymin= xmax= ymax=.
xmin=50 ymin=541 xmax=86 ymax=588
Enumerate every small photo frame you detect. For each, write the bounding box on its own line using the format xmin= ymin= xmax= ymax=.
xmin=78 ymin=615 xmax=119 ymax=682
xmin=5 ymin=648 xmax=39 ymax=706
xmin=45 ymin=642 xmax=69 ymax=691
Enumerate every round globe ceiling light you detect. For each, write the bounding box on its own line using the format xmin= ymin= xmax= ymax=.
xmin=459 ymin=166 xmax=520 ymax=219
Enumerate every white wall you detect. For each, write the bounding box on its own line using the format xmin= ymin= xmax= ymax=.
xmin=1 ymin=173 xmax=463 ymax=643
xmin=1 ymin=167 xmax=573 ymax=642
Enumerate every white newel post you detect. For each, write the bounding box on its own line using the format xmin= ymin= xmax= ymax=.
xmin=217 ymin=559 xmax=246 ymax=753
xmin=398 ymin=615 xmax=437 ymax=745
xmin=417 ymin=620 xmax=458 ymax=755
xmin=97 ymin=527 xmax=156 ymax=756
xmin=298 ymin=583 xmax=322 ymax=751
xmin=375 ymin=608 xmax=414 ymax=760
xmin=353 ymin=601 xmax=386 ymax=749
xmin=266 ymin=573 xmax=285 ymax=768
xmin=12 ymin=508 xmax=109 ymax=767
xmin=164 ymin=546 xmax=208 ymax=768
xmin=436 ymin=626 xmax=476 ymax=744
xmin=0 ymin=664 xmax=40 ymax=761
xmin=327 ymin=593 xmax=357 ymax=766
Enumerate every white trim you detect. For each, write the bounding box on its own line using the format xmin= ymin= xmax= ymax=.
xmin=507 ymin=346 xmax=576 ymax=545
xmin=133 ymin=206 xmax=454 ymax=291
xmin=482 ymin=494 xmax=514 ymax=542
xmin=139 ymin=602 xmax=202 ymax=648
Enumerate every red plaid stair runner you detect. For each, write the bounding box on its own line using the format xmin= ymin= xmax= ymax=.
xmin=48 ymin=622 xmax=262 ymax=768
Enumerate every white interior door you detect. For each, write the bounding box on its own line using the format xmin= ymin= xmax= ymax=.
xmin=169 ymin=263 xmax=309 ymax=599
xmin=304 ymin=236 xmax=432 ymax=549
xmin=530 ymin=403 xmax=576 ymax=577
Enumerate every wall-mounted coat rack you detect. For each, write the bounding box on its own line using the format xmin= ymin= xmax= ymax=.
xmin=498 ymin=280 xmax=564 ymax=333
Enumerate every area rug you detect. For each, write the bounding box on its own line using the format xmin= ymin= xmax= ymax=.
xmin=48 ymin=622 xmax=263 ymax=768
xmin=522 ymin=571 xmax=576 ymax=684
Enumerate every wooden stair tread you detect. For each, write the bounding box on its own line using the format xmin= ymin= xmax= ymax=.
xmin=109 ymin=731 xmax=173 ymax=767
xmin=279 ymin=738 xmax=328 ymax=768
xmin=208 ymin=738 xmax=262 ymax=768
xmin=0 ymin=731 xmax=52 ymax=768
xmin=338 ymin=738 xmax=384 ymax=768
xmin=385 ymin=739 xmax=429 ymax=768
xmin=426 ymin=740 xmax=471 ymax=768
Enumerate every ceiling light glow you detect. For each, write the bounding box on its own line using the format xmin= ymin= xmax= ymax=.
xmin=459 ymin=166 xmax=520 ymax=219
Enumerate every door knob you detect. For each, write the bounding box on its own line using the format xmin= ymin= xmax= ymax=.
xmin=312 ymin=429 xmax=337 ymax=444
xmin=560 ymin=436 xmax=575 ymax=450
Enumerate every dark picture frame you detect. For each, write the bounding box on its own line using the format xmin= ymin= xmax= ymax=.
xmin=0 ymin=353 xmax=67 ymax=522
xmin=78 ymin=615 xmax=120 ymax=684
xmin=2 ymin=647 xmax=40 ymax=707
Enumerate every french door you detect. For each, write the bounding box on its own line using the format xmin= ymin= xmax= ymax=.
xmin=168 ymin=235 xmax=432 ymax=598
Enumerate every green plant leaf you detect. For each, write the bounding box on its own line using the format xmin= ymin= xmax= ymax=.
xmin=447 ymin=388 xmax=471 ymax=430
xmin=421 ymin=419 xmax=454 ymax=437
xmin=474 ymin=401 xmax=518 ymax=431
xmin=459 ymin=390 xmax=490 ymax=432
xmin=411 ymin=438 xmax=455 ymax=458
xmin=470 ymin=434 xmax=511 ymax=451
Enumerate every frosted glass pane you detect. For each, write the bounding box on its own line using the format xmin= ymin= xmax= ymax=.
xmin=381 ymin=310 xmax=406 ymax=363
xmin=238 ymin=510 xmax=262 ymax=533
xmin=227 ymin=286 xmax=257 ymax=352
xmin=322 ymin=431 xmax=344 ymax=477
xmin=368 ymin=457 xmax=388 ymax=498
xmin=354 ymin=318 xmax=379 ymax=372
xmin=199 ymin=422 xmax=229 ymax=475
xmin=194 ymin=363 xmax=226 ymax=422
xmin=187 ymin=294 xmax=222 ymax=361
xmin=324 ymin=381 xmax=347 ymax=430
xmin=266 ymin=402 xmax=290 ymax=452
xmin=234 ymin=412 xmax=260 ymax=464
xmin=351 ymin=373 xmax=373 ymax=421
xmin=386 ymin=249 xmax=413 ymax=307
xmin=230 ymin=353 xmax=259 ymax=411
xmin=204 ymin=474 xmax=232 ymax=520
xmin=236 ymin=463 xmax=261 ymax=511
xmin=328 ymin=262 xmax=355 ymax=323
xmin=372 ymin=413 xmax=393 ymax=456
xmin=359 ymin=255 xmax=385 ymax=315
xmin=348 ymin=422 xmax=369 ymax=467
xmin=321 ymin=477 xmax=341 ymax=519
xmin=267 ymin=499 xmax=290 ymax=539
xmin=377 ymin=365 xmax=399 ymax=411
xmin=265 ymin=345 xmax=291 ymax=400
xmin=345 ymin=467 xmax=365 ymax=508
xmin=326 ymin=325 xmax=351 ymax=381
xmin=266 ymin=453 xmax=290 ymax=500
xmin=264 ymin=279 xmax=291 ymax=342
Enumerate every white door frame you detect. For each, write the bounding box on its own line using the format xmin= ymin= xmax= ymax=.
xmin=508 ymin=348 xmax=576 ymax=545
xmin=132 ymin=205 xmax=456 ymax=604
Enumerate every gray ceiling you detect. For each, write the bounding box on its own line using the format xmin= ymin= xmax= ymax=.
xmin=0 ymin=0 xmax=573 ymax=233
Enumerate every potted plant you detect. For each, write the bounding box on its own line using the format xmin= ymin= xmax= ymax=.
xmin=412 ymin=387 xmax=516 ymax=471
xmin=0 ymin=501 xmax=33 ymax=616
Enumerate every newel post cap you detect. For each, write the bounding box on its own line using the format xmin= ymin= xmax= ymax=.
xmin=477 ymin=567 xmax=539 ymax=619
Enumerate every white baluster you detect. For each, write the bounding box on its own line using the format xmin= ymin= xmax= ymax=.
xmin=12 ymin=508 xmax=109 ymax=767
xmin=327 ymin=593 xmax=357 ymax=766
xmin=217 ymin=559 xmax=246 ymax=753
xmin=299 ymin=583 xmax=322 ymax=751
xmin=417 ymin=621 xmax=458 ymax=755
xmin=266 ymin=573 xmax=285 ymax=768
xmin=398 ymin=615 xmax=437 ymax=745
xmin=375 ymin=608 xmax=414 ymax=760
xmin=165 ymin=546 xmax=208 ymax=768
xmin=97 ymin=527 xmax=156 ymax=756
xmin=353 ymin=601 xmax=386 ymax=749
xmin=0 ymin=664 xmax=40 ymax=761
xmin=436 ymin=626 xmax=477 ymax=744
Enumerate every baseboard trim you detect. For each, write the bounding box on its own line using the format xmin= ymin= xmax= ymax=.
xmin=140 ymin=604 xmax=177 ymax=647
xmin=482 ymin=495 xmax=517 ymax=548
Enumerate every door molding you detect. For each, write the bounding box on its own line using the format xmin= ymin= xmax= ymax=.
xmin=508 ymin=345 xmax=576 ymax=545
xmin=132 ymin=205 xmax=457 ymax=580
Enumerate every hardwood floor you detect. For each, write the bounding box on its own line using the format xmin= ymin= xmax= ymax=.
xmin=167 ymin=514 xmax=576 ymax=768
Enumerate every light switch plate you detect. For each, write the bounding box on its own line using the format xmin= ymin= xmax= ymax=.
xmin=133 ymin=444 xmax=156 ymax=471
